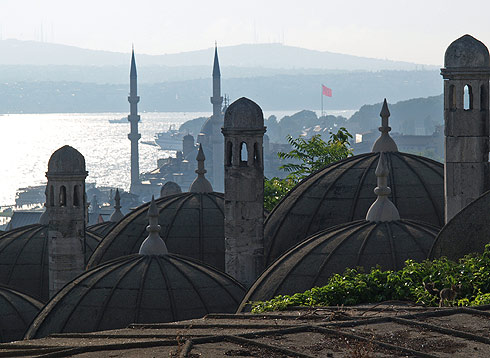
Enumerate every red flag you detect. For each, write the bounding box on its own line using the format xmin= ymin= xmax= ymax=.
xmin=322 ymin=85 xmax=332 ymax=97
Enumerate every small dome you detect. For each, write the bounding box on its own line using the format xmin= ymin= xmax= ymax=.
xmin=47 ymin=145 xmax=87 ymax=175
xmin=25 ymin=254 xmax=245 ymax=339
xmin=160 ymin=181 xmax=182 ymax=198
xmin=0 ymin=225 xmax=101 ymax=302
xmin=239 ymin=219 xmax=438 ymax=311
xmin=0 ymin=286 xmax=43 ymax=343
xmin=200 ymin=117 xmax=214 ymax=136
xmin=224 ymin=97 xmax=264 ymax=129
xmin=87 ymin=192 xmax=225 ymax=270
xmin=444 ymin=34 xmax=490 ymax=68
xmin=264 ymin=152 xmax=444 ymax=265
xmin=430 ymin=190 xmax=490 ymax=261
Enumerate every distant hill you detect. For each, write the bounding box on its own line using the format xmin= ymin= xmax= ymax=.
xmin=0 ymin=39 xmax=437 ymax=71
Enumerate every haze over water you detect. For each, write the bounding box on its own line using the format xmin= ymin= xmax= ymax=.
xmin=0 ymin=109 xmax=355 ymax=206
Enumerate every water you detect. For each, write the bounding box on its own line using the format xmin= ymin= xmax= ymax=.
xmin=0 ymin=109 xmax=356 ymax=206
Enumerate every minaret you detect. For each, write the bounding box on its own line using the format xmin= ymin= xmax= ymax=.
xmin=109 ymin=189 xmax=124 ymax=222
xmin=45 ymin=145 xmax=88 ymax=298
xmin=139 ymin=196 xmax=168 ymax=255
xmin=211 ymin=43 xmax=223 ymax=118
xmin=366 ymin=152 xmax=400 ymax=222
xmin=128 ymin=47 xmax=141 ymax=194
xmin=441 ymin=35 xmax=490 ymax=222
xmin=222 ymin=97 xmax=266 ymax=287
xmin=372 ymin=99 xmax=398 ymax=153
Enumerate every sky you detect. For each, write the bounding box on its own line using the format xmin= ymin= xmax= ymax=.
xmin=1 ymin=0 xmax=490 ymax=65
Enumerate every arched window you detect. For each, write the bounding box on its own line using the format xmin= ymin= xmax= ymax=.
xmin=49 ymin=185 xmax=54 ymax=207
xmin=59 ymin=186 xmax=66 ymax=207
xmin=481 ymin=85 xmax=487 ymax=111
xmin=226 ymin=141 xmax=233 ymax=166
xmin=449 ymin=84 xmax=456 ymax=111
xmin=464 ymin=84 xmax=473 ymax=110
xmin=253 ymin=142 xmax=260 ymax=167
xmin=73 ymin=185 xmax=80 ymax=207
xmin=240 ymin=142 xmax=248 ymax=166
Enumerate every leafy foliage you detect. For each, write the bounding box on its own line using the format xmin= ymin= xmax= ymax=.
xmin=264 ymin=177 xmax=296 ymax=212
xmin=251 ymin=244 xmax=490 ymax=313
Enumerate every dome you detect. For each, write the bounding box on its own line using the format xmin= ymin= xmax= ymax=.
xmin=430 ymin=190 xmax=490 ymax=261
xmin=160 ymin=181 xmax=182 ymax=198
xmin=87 ymin=192 xmax=225 ymax=270
xmin=47 ymin=145 xmax=87 ymax=175
xmin=87 ymin=221 xmax=116 ymax=237
xmin=264 ymin=152 xmax=444 ymax=265
xmin=0 ymin=286 xmax=43 ymax=343
xmin=0 ymin=225 xmax=101 ymax=302
xmin=200 ymin=117 xmax=214 ymax=136
xmin=25 ymin=254 xmax=245 ymax=339
xmin=224 ymin=97 xmax=264 ymax=129
xmin=239 ymin=219 xmax=438 ymax=311
xmin=444 ymin=34 xmax=490 ymax=68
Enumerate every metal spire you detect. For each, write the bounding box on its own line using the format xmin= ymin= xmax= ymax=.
xmin=139 ymin=196 xmax=168 ymax=255
xmin=109 ymin=189 xmax=124 ymax=222
xmin=372 ymin=98 xmax=398 ymax=153
xmin=365 ymin=152 xmax=400 ymax=222
xmin=189 ymin=144 xmax=213 ymax=193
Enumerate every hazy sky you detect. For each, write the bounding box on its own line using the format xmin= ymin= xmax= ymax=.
xmin=2 ymin=0 xmax=490 ymax=65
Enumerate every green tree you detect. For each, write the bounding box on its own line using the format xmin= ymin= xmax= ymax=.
xmin=264 ymin=128 xmax=353 ymax=211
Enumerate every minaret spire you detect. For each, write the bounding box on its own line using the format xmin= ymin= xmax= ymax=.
xmin=139 ymin=196 xmax=168 ymax=255
xmin=189 ymin=144 xmax=213 ymax=193
xmin=109 ymin=189 xmax=124 ymax=222
xmin=128 ymin=47 xmax=141 ymax=193
xmin=365 ymin=152 xmax=400 ymax=222
xmin=211 ymin=42 xmax=223 ymax=118
xmin=372 ymin=99 xmax=398 ymax=153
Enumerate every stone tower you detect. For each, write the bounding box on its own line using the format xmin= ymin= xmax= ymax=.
xmin=45 ymin=145 xmax=88 ymax=298
xmin=222 ymin=97 xmax=266 ymax=287
xmin=128 ymin=48 xmax=141 ymax=194
xmin=210 ymin=44 xmax=224 ymax=192
xmin=441 ymin=34 xmax=490 ymax=222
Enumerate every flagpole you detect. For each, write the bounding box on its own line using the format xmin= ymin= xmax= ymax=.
xmin=321 ymin=86 xmax=324 ymax=118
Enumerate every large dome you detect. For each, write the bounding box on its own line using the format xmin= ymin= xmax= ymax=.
xmin=87 ymin=192 xmax=225 ymax=270
xmin=25 ymin=254 xmax=245 ymax=339
xmin=430 ymin=189 xmax=490 ymax=261
xmin=0 ymin=286 xmax=43 ymax=343
xmin=239 ymin=219 xmax=438 ymax=311
xmin=47 ymin=145 xmax=87 ymax=175
xmin=264 ymin=152 xmax=444 ymax=265
xmin=444 ymin=34 xmax=490 ymax=68
xmin=0 ymin=224 xmax=101 ymax=302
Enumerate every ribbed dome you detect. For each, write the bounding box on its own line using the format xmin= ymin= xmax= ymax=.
xmin=224 ymin=97 xmax=264 ymax=129
xmin=25 ymin=254 xmax=245 ymax=339
xmin=0 ymin=286 xmax=43 ymax=343
xmin=264 ymin=152 xmax=444 ymax=265
xmin=0 ymin=225 xmax=101 ymax=302
xmin=430 ymin=189 xmax=490 ymax=261
xmin=444 ymin=34 xmax=490 ymax=68
xmin=87 ymin=192 xmax=225 ymax=270
xmin=87 ymin=221 xmax=116 ymax=237
xmin=47 ymin=145 xmax=86 ymax=175
xmin=239 ymin=219 xmax=438 ymax=311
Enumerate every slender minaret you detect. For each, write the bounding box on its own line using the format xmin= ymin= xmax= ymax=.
xmin=211 ymin=43 xmax=223 ymax=118
xmin=139 ymin=196 xmax=168 ymax=255
xmin=128 ymin=47 xmax=141 ymax=194
xmin=441 ymin=35 xmax=490 ymax=222
xmin=45 ymin=145 xmax=88 ymax=298
xmin=366 ymin=152 xmax=400 ymax=222
xmin=222 ymin=97 xmax=266 ymax=287
xmin=109 ymin=189 xmax=124 ymax=222
xmin=372 ymin=99 xmax=398 ymax=153
xmin=189 ymin=144 xmax=213 ymax=193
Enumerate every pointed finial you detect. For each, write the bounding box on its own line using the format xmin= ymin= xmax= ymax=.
xmin=213 ymin=42 xmax=221 ymax=77
xmin=130 ymin=46 xmax=137 ymax=78
xmin=366 ymin=152 xmax=400 ymax=222
xmin=109 ymin=189 xmax=124 ymax=222
xmin=372 ymin=98 xmax=398 ymax=153
xmin=189 ymin=144 xmax=213 ymax=193
xmin=139 ymin=196 xmax=168 ymax=255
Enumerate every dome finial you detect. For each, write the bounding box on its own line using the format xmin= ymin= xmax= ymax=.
xmin=189 ymin=144 xmax=213 ymax=193
xmin=139 ymin=196 xmax=168 ymax=255
xmin=372 ymin=99 xmax=398 ymax=153
xmin=109 ymin=189 xmax=124 ymax=222
xmin=366 ymin=152 xmax=400 ymax=222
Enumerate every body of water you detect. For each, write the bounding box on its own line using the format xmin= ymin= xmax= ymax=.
xmin=0 ymin=109 xmax=356 ymax=206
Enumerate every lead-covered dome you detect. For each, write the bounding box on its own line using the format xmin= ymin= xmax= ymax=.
xmin=47 ymin=145 xmax=87 ymax=175
xmin=0 ymin=224 xmax=101 ymax=302
xmin=25 ymin=254 xmax=245 ymax=339
xmin=0 ymin=286 xmax=43 ymax=343
xmin=224 ymin=97 xmax=264 ymax=129
xmin=87 ymin=192 xmax=225 ymax=270
xmin=444 ymin=34 xmax=490 ymax=68
xmin=264 ymin=152 xmax=444 ymax=265
xmin=239 ymin=219 xmax=438 ymax=311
